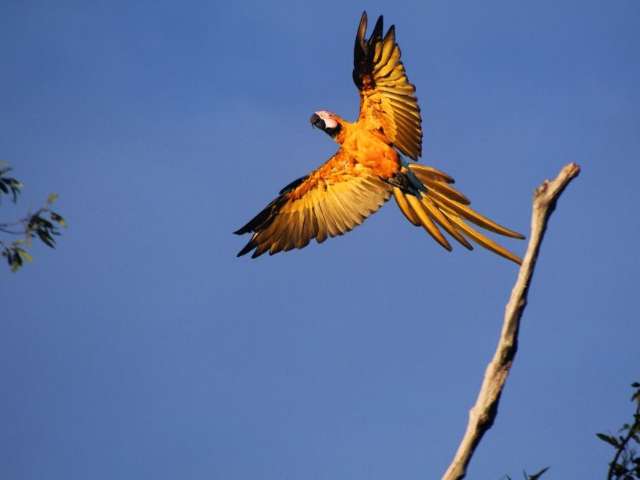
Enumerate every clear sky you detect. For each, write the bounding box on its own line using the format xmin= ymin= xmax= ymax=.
xmin=1 ymin=1 xmax=638 ymax=479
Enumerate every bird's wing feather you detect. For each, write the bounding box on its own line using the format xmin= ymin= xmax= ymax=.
xmin=353 ymin=12 xmax=423 ymax=160
xmin=235 ymin=150 xmax=392 ymax=258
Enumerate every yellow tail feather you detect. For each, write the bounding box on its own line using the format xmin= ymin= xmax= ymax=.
xmin=392 ymin=187 xmax=421 ymax=226
xmin=405 ymin=194 xmax=452 ymax=251
xmin=393 ymin=164 xmax=524 ymax=264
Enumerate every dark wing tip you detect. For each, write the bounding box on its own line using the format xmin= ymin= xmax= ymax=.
xmin=234 ymin=217 xmax=261 ymax=236
xmin=236 ymin=176 xmax=308 ymax=257
xmin=279 ymin=175 xmax=308 ymax=194
xmin=235 ymin=177 xmax=304 ymax=238
xmin=354 ymin=13 xmax=384 ymax=89
xmin=353 ymin=13 xmax=369 ymax=87
xmin=236 ymin=239 xmax=256 ymax=257
xmin=237 ymin=240 xmax=270 ymax=259
xmin=372 ymin=15 xmax=384 ymax=40
xmin=369 ymin=16 xmax=384 ymax=55
xmin=384 ymin=24 xmax=396 ymax=43
xmin=356 ymin=11 xmax=368 ymax=44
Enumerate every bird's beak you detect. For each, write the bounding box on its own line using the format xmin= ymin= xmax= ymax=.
xmin=310 ymin=113 xmax=325 ymax=130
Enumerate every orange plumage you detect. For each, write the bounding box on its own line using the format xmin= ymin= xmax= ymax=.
xmin=235 ymin=12 xmax=524 ymax=263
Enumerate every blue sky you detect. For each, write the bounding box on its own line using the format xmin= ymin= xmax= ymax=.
xmin=1 ymin=1 xmax=639 ymax=478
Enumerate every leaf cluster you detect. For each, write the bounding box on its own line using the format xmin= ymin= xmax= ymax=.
xmin=0 ymin=166 xmax=22 ymax=203
xmin=0 ymin=164 xmax=66 ymax=272
xmin=597 ymin=382 xmax=640 ymax=480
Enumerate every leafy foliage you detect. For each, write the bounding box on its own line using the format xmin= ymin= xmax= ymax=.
xmin=0 ymin=167 xmax=22 ymax=203
xmin=0 ymin=164 xmax=66 ymax=272
xmin=598 ymin=382 xmax=640 ymax=480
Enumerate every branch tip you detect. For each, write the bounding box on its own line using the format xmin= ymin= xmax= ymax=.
xmin=442 ymin=163 xmax=581 ymax=480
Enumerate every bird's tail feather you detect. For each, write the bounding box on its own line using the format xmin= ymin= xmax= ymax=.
xmin=393 ymin=164 xmax=525 ymax=264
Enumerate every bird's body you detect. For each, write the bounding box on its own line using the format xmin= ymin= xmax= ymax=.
xmin=235 ymin=12 xmax=524 ymax=263
xmin=338 ymin=123 xmax=400 ymax=179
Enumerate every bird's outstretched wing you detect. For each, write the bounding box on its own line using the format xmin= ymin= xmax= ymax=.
xmin=353 ymin=12 xmax=423 ymax=160
xmin=234 ymin=151 xmax=392 ymax=258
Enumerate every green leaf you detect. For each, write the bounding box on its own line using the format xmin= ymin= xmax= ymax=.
xmin=16 ymin=248 xmax=32 ymax=263
xmin=51 ymin=212 xmax=66 ymax=227
xmin=597 ymin=432 xmax=621 ymax=448
xmin=527 ymin=467 xmax=549 ymax=479
xmin=611 ymin=463 xmax=626 ymax=475
xmin=47 ymin=192 xmax=59 ymax=205
xmin=36 ymin=230 xmax=56 ymax=248
xmin=9 ymin=250 xmax=23 ymax=272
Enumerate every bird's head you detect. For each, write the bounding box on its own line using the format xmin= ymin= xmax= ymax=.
xmin=310 ymin=111 xmax=343 ymax=139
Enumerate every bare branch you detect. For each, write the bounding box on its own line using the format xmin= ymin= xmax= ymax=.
xmin=442 ymin=163 xmax=581 ymax=480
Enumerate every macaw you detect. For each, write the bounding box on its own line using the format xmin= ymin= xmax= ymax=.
xmin=235 ymin=12 xmax=524 ymax=263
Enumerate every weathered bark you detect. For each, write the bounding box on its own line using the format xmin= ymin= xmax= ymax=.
xmin=442 ymin=163 xmax=581 ymax=480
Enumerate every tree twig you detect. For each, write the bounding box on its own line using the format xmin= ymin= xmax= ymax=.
xmin=442 ymin=163 xmax=581 ymax=480
xmin=605 ymin=383 xmax=640 ymax=480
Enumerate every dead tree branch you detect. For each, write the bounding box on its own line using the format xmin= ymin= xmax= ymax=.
xmin=442 ymin=163 xmax=581 ymax=480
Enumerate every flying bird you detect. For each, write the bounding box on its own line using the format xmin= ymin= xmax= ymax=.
xmin=235 ymin=12 xmax=524 ymax=263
